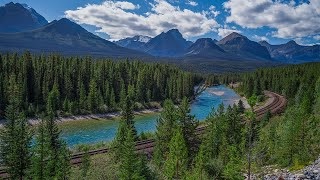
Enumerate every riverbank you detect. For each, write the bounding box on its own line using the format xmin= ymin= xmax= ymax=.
xmin=0 ymin=108 xmax=162 ymax=127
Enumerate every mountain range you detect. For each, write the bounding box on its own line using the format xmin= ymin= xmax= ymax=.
xmin=0 ymin=2 xmax=48 ymax=32
xmin=0 ymin=2 xmax=319 ymax=72
xmin=259 ymin=40 xmax=320 ymax=63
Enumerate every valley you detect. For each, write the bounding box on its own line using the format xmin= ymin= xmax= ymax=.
xmin=0 ymin=1 xmax=319 ymax=180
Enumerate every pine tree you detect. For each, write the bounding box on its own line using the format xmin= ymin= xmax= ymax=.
xmin=238 ymin=99 xmax=245 ymax=114
xmin=192 ymin=143 xmax=206 ymax=180
xmin=245 ymin=95 xmax=257 ymax=180
xmin=33 ymin=98 xmax=71 ymax=179
xmin=87 ymin=79 xmax=98 ymax=113
xmin=153 ymin=99 xmax=178 ymax=167
xmin=222 ymin=146 xmax=243 ymax=180
xmin=46 ymin=83 xmax=60 ymax=116
xmin=81 ymin=146 xmax=91 ymax=178
xmin=121 ymin=95 xmax=137 ymax=139
xmin=164 ymin=127 xmax=188 ymax=179
xmin=109 ymin=87 xmax=116 ymax=110
xmin=0 ymin=75 xmax=32 ymax=180
xmin=119 ymin=128 xmax=142 ymax=180
xmin=78 ymin=82 xmax=86 ymax=112
xmin=30 ymin=118 xmax=50 ymax=179
xmin=177 ymin=97 xmax=198 ymax=161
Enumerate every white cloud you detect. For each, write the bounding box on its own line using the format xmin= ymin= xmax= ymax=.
xmin=186 ymin=1 xmax=198 ymax=6
xmin=65 ymin=0 xmax=219 ymax=40
xmin=209 ymin=5 xmax=220 ymax=17
xmin=314 ymin=35 xmax=320 ymax=41
xmin=217 ymin=28 xmax=241 ymax=37
xmin=224 ymin=0 xmax=320 ymax=39
xmin=113 ymin=1 xmax=139 ymax=10
xmin=252 ymin=35 xmax=269 ymax=41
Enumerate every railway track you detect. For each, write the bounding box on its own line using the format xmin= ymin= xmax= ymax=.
xmin=0 ymin=91 xmax=287 ymax=178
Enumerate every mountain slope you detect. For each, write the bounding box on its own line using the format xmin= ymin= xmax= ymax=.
xmin=260 ymin=40 xmax=320 ymax=63
xmin=185 ymin=38 xmax=225 ymax=56
xmin=0 ymin=18 xmax=149 ymax=58
xmin=142 ymin=29 xmax=192 ymax=57
xmin=0 ymin=2 xmax=48 ymax=32
xmin=115 ymin=35 xmax=151 ymax=51
xmin=217 ymin=32 xmax=271 ymax=60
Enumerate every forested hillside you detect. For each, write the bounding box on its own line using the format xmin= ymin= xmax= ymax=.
xmin=0 ymin=52 xmax=199 ymax=118
xmin=238 ymin=63 xmax=320 ymax=177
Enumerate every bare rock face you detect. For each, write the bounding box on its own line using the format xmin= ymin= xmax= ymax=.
xmin=250 ymin=156 xmax=320 ymax=180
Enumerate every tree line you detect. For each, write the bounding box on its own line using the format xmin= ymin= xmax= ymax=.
xmin=237 ymin=63 xmax=320 ymax=170
xmin=0 ymin=52 xmax=200 ymax=118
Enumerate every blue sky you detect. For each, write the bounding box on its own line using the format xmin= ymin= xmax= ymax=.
xmin=0 ymin=0 xmax=319 ymax=45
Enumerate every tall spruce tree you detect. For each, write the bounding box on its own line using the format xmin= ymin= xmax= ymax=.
xmin=0 ymin=75 xmax=32 ymax=180
xmin=153 ymin=99 xmax=178 ymax=167
xmin=164 ymin=127 xmax=188 ymax=179
xmin=177 ymin=97 xmax=198 ymax=161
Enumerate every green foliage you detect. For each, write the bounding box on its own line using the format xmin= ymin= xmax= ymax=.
xmin=0 ymin=53 xmax=197 ymax=118
xmin=164 ymin=127 xmax=188 ymax=179
xmin=0 ymin=75 xmax=32 ymax=180
xmin=177 ymin=97 xmax=198 ymax=160
xmin=222 ymin=146 xmax=243 ymax=180
xmin=153 ymin=99 xmax=178 ymax=167
xmin=238 ymin=99 xmax=245 ymax=114
xmin=81 ymin=146 xmax=91 ymax=178
xmin=30 ymin=115 xmax=71 ymax=179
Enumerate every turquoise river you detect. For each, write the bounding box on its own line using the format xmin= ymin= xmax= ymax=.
xmin=60 ymin=85 xmax=241 ymax=147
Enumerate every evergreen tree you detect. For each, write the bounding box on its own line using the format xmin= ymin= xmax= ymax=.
xmin=164 ymin=127 xmax=188 ymax=179
xmin=109 ymin=88 xmax=116 ymax=110
xmin=46 ymin=83 xmax=60 ymax=116
xmin=78 ymin=82 xmax=86 ymax=112
xmin=119 ymin=127 xmax=149 ymax=180
xmin=0 ymin=75 xmax=32 ymax=180
xmin=177 ymin=97 xmax=198 ymax=161
xmin=30 ymin=118 xmax=50 ymax=179
xmin=192 ymin=143 xmax=207 ymax=180
xmin=87 ymin=79 xmax=98 ymax=112
xmin=245 ymin=95 xmax=257 ymax=180
xmin=222 ymin=146 xmax=243 ymax=180
xmin=153 ymin=99 xmax=178 ymax=167
xmin=121 ymin=95 xmax=137 ymax=139
xmin=238 ymin=99 xmax=245 ymax=114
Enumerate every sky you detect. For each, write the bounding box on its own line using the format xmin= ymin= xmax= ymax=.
xmin=0 ymin=0 xmax=319 ymax=45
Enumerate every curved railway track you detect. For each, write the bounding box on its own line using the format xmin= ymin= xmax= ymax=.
xmin=0 ymin=91 xmax=287 ymax=178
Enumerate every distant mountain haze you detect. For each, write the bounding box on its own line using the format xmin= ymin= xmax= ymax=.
xmin=217 ymin=32 xmax=272 ymax=60
xmin=0 ymin=2 xmax=48 ymax=32
xmin=141 ymin=29 xmax=193 ymax=57
xmin=115 ymin=35 xmax=151 ymax=51
xmin=259 ymin=40 xmax=320 ymax=63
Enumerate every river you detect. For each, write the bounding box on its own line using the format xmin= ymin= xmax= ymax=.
xmin=59 ymin=85 xmax=241 ymax=147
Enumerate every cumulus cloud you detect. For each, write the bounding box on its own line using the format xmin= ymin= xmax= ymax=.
xmin=186 ymin=1 xmax=198 ymax=6
xmin=217 ymin=28 xmax=241 ymax=38
xmin=65 ymin=0 xmax=218 ymax=40
xmin=224 ymin=0 xmax=320 ymax=39
xmin=209 ymin=6 xmax=220 ymax=17
xmin=252 ymin=35 xmax=269 ymax=41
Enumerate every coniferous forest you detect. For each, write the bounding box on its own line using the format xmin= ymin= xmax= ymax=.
xmin=0 ymin=52 xmax=320 ymax=179
xmin=0 ymin=52 xmax=198 ymax=118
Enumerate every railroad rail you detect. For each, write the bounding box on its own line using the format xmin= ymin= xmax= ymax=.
xmin=0 ymin=91 xmax=287 ymax=178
